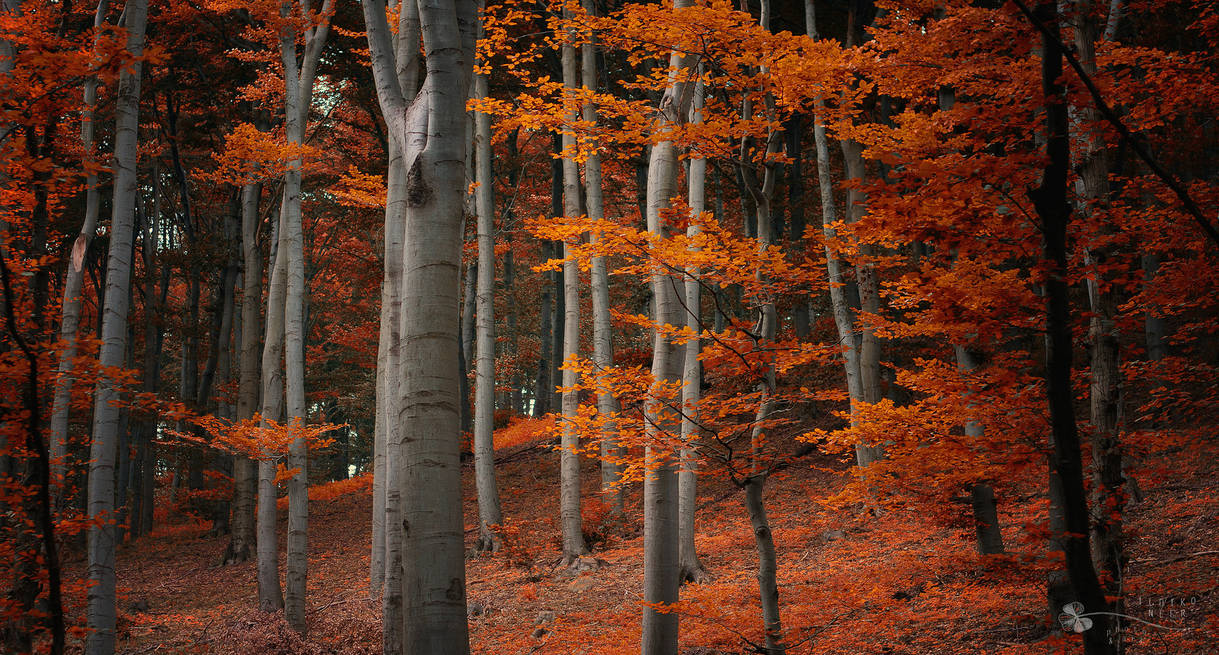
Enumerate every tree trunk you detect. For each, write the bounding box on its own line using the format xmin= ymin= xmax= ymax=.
xmin=740 ymin=7 xmax=785 ymax=635
xmin=679 ymin=73 xmax=706 ymax=583
xmin=581 ymin=0 xmax=623 ymax=520
xmin=257 ymin=201 xmax=288 ymax=613
xmin=804 ymin=1 xmax=876 ymax=469
xmin=49 ymin=0 xmax=109 ymax=492
xmin=472 ymin=60 xmax=503 ymax=553
xmin=744 ymin=476 xmax=783 ymax=654
xmin=86 ymin=0 xmax=147 ymax=650
xmin=642 ymin=6 xmax=694 ymax=650
xmin=225 ymin=180 xmax=262 ymax=565
xmin=954 ymin=346 xmax=1005 ymax=555
xmin=534 ymin=267 xmax=553 ymax=417
xmin=279 ymin=3 xmax=332 ymax=631
xmin=1029 ymin=3 xmax=1115 ymax=651
xmin=361 ymin=0 xmax=477 ymax=650
xmin=381 ymin=129 xmax=408 ymax=655
xmin=559 ymin=21 xmax=589 ymax=565
xmin=1073 ymin=0 xmax=1125 ymax=594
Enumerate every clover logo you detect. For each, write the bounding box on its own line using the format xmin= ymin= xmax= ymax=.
xmin=1059 ymin=602 xmax=1094 ymax=633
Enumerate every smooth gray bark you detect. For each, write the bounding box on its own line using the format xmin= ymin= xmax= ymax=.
xmin=362 ymin=0 xmax=477 ymax=651
xmin=279 ymin=0 xmax=332 ymax=632
xmin=642 ymin=5 xmax=694 ymax=650
xmin=381 ymin=132 xmax=408 ymax=655
xmin=679 ymin=74 xmax=706 ymax=584
xmin=805 ymin=0 xmax=876 ymax=468
xmin=85 ymin=0 xmax=147 ymax=650
xmin=256 ymin=201 xmax=288 ymax=613
xmin=559 ymin=21 xmax=589 ymax=564
xmin=579 ymin=0 xmax=623 ymax=520
xmin=378 ymin=7 xmax=418 ymax=648
xmin=473 ymin=60 xmax=503 ymax=553
xmin=225 ymin=181 xmax=262 ymax=565
xmin=50 ymin=0 xmax=108 ymax=490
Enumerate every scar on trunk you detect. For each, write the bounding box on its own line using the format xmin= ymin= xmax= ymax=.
xmin=405 ymin=157 xmax=432 ymax=208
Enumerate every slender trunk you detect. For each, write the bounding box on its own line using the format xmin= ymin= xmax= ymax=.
xmin=741 ymin=8 xmax=784 ymax=636
xmin=1029 ymin=4 xmax=1115 ymax=651
xmin=582 ymin=0 xmax=623 ymax=519
xmin=954 ymin=346 xmax=1005 ymax=555
xmin=558 ymin=20 xmax=589 ymax=564
xmin=225 ymin=181 xmax=262 ymax=565
xmin=256 ymin=201 xmax=288 ymax=613
xmin=86 ymin=0 xmax=148 ymax=650
xmin=50 ymin=0 xmax=109 ymax=490
xmin=279 ymin=2 xmax=332 ymax=630
xmin=1073 ymin=0 xmax=1125 ymax=593
xmin=472 ymin=61 xmax=503 ymax=553
xmin=1141 ymin=254 xmax=1165 ymax=361
xmin=839 ymin=139 xmax=882 ymax=411
xmin=744 ymin=476 xmax=783 ymax=654
xmin=203 ymin=195 xmax=240 ymax=537
xmin=371 ymin=301 xmax=387 ymax=593
xmin=534 ymin=270 xmax=553 ymax=417
xmin=459 ymin=251 xmax=476 ymax=436
xmin=804 ymin=0 xmax=875 ymax=468
xmin=679 ymin=73 xmax=706 ymax=583
xmin=381 ymin=131 xmax=407 ymax=655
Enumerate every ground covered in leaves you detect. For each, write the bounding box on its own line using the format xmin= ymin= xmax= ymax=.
xmin=65 ymin=427 xmax=1219 ymax=655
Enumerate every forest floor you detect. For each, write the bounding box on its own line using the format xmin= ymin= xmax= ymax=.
xmin=67 ymin=421 xmax=1219 ymax=655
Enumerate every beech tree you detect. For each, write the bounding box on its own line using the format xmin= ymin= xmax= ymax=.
xmin=641 ymin=2 xmax=695 ymax=651
xmin=86 ymin=0 xmax=149 ymax=651
xmin=472 ymin=21 xmax=504 ymax=553
xmin=362 ymin=0 xmax=478 ymax=651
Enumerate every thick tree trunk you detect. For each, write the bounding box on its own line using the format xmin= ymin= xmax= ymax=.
xmin=472 ymin=62 xmax=503 ymax=553
xmin=1029 ymin=3 xmax=1115 ymax=651
xmin=362 ymin=0 xmax=477 ymax=650
xmin=86 ymin=0 xmax=147 ymax=651
xmin=642 ymin=6 xmax=694 ymax=650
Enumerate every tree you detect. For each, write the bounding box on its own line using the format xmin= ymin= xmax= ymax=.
xmin=473 ymin=18 xmax=504 ymax=553
xmin=361 ymin=0 xmax=478 ymax=650
xmin=86 ymin=0 xmax=149 ymax=651
xmin=278 ymin=0 xmax=333 ymax=632
xmin=558 ymin=5 xmax=590 ymax=566
xmin=641 ymin=2 xmax=696 ymax=651
xmin=1022 ymin=1 xmax=1115 ymax=651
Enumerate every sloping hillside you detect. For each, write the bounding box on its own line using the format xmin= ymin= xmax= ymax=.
xmin=88 ymin=431 xmax=1219 ymax=654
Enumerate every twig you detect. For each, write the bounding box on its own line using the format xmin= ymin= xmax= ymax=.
xmin=1011 ymin=0 xmax=1219 ymax=249
xmin=1134 ymin=550 xmax=1219 ymax=566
